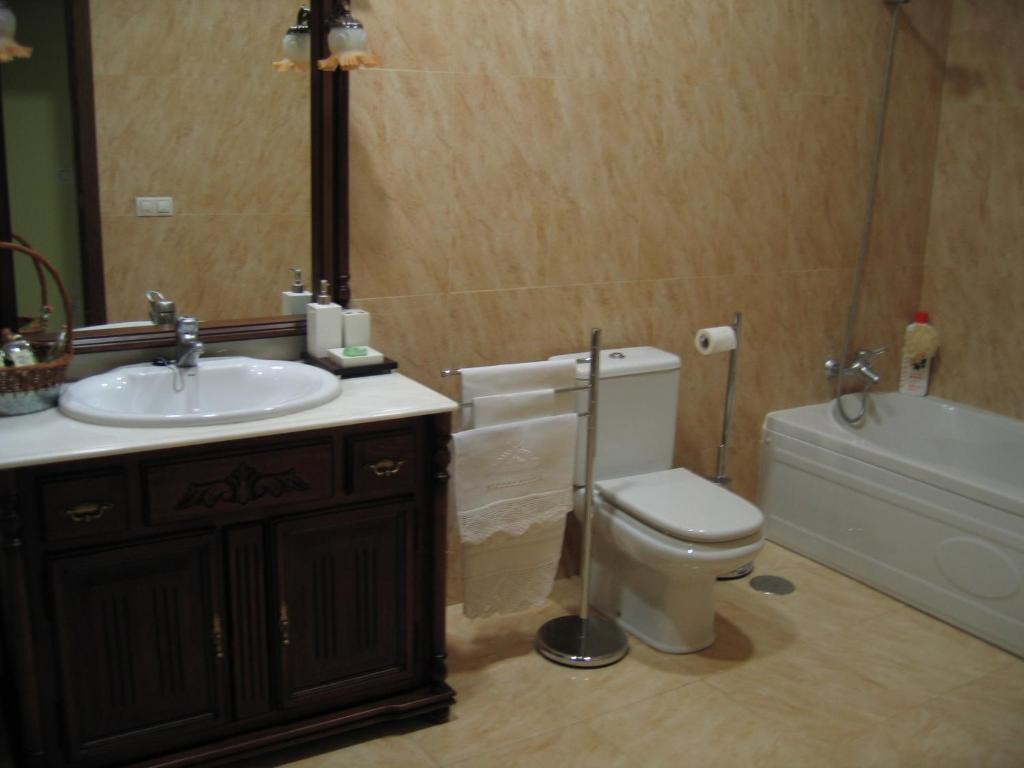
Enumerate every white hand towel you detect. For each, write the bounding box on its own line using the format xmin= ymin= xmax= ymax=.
xmin=452 ymin=412 xmax=577 ymax=618
xmin=473 ymin=388 xmax=556 ymax=428
xmin=460 ymin=359 xmax=577 ymax=428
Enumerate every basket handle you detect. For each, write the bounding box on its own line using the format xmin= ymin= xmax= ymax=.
xmin=0 ymin=241 xmax=75 ymax=349
xmin=10 ymin=233 xmax=50 ymax=312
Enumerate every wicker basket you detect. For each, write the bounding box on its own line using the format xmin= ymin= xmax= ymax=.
xmin=0 ymin=240 xmax=74 ymax=416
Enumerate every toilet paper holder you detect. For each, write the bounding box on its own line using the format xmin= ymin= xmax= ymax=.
xmin=705 ymin=311 xmax=755 ymax=582
xmin=707 ymin=311 xmax=742 ymax=489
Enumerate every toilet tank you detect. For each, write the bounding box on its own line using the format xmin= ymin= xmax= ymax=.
xmin=549 ymin=347 xmax=680 ymax=483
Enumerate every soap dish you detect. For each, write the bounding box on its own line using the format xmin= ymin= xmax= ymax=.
xmin=327 ymin=346 xmax=384 ymax=367
xmin=302 ymin=351 xmax=398 ymax=379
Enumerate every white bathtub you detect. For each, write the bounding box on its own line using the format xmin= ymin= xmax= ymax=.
xmin=759 ymin=393 xmax=1024 ymax=657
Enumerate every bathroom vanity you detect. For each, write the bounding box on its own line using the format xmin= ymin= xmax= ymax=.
xmin=0 ymin=374 xmax=457 ymax=767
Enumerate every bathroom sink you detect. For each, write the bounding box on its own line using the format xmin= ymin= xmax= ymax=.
xmin=59 ymin=357 xmax=342 ymax=427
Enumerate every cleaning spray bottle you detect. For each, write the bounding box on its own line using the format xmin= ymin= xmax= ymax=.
xmin=899 ymin=311 xmax=939 ymax=396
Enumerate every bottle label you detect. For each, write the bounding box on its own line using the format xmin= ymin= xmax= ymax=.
xmin=5 ymin=343 xmax=37 ymax=367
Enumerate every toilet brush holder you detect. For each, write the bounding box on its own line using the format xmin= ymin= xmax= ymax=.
xmin=536 ymin=327 xmax=629 ymax=668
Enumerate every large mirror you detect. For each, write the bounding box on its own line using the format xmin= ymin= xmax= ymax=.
xmin=0 ymin=0 xmax=349 ymax=352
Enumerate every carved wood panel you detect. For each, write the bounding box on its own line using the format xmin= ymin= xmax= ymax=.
xmin=144 ymin=439 xmax=334 ymax=524
xmin=275 ymin=503 xmax=417 ymax=711
xmin=226 ymin=526 xmax=271 ymax=720
xmin=50 ymin=534 xmax=226 ymax=761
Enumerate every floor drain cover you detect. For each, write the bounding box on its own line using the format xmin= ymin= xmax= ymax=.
xmin=750 ymin=575 xmax=795 ymax=595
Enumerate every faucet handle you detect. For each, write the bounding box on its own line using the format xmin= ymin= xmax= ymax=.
xmin=146 ymin=289 xmax=176 ymax=325
xmin=176 ymin=315 xmax=199 ymax=335
xmin=857 ymin=346 xmax=887 ymax=360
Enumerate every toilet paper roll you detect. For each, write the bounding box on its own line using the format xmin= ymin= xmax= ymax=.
xmin=342 ymin=308 xmax=371 ymax=347
xmin=695 ymin=326 xmax=737 ymax=355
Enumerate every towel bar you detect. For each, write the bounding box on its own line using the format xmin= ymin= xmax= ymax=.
xmin=443 ymin=329 xmax=629 ymax=668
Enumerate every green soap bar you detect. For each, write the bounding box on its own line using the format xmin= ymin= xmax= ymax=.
xmin=343 ymin=346 xmax=368 ymax=357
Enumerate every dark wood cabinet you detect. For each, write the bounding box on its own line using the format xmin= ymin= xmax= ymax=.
xmin=275 ymin=503 xmax=415 ymax=711
xmin=0 ymin=415 xmax=454 ymax=767
xmin=50 ymin=535 xmax=226 ymax=761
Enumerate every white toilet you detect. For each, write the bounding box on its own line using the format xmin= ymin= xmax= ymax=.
xmin=550 ymin=347 xmax=765 ymax=653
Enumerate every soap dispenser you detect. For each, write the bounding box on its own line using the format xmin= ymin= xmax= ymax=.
xmin=306 ymin=279 xmax=343 ymax=358
xmin=281 ymin=267 xmax=313 ymax=315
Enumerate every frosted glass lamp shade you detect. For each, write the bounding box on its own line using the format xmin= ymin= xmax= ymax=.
xmin=0 ymin=6 xmax=15 ymax=41
xmin=0 ymin=3 xmax=31 ymax=63
xmin=274 ymin=30 xmax=310 ymax=71
xmin=327 ymin=24 xmax=368 ymax=57
xmin=273 ymin=6 xmax=311 ymax=73
xmin=317 ymin=15 xmax=379 ymax=71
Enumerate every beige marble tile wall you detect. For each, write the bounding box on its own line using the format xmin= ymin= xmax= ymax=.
xmin=352 ymin=0 xmax=950 ymax=487
xmin=91 ymin=0 xmax=310 ymax=323
xmin=348 ymin=2 xmax=952 ymax=602
xmin=921 ymin=0 xmax=1024 ymax=419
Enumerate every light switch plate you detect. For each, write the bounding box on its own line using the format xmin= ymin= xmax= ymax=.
xmin=135 ymin=196 xmax=173 ymax=217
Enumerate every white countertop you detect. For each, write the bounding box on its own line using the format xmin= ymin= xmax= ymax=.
xmin=0 ymin=373 xmax=458 ymax=470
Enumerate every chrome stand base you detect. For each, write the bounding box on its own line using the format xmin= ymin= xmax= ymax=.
xmin=536 ymin=615 xmax=629 ymax=668
xmin=717 ymin=561 xmax=754 ymax=581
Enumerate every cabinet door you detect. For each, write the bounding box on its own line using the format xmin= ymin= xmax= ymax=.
xmin=275 ymin=503 xmax=417 ymax=711
xmin=50 ymin=534 xmax=227 ymax=761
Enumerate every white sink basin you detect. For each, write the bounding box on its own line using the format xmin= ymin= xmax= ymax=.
xmin=59 ymin=357 xmax=342 ymax=427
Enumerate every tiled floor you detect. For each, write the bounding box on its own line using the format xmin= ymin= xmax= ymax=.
xmin=274 ymin=543 xmax=1024 ymax=768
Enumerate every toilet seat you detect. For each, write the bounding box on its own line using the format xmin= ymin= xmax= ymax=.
xmin=596 ymin=468 xmax=763 ymax=543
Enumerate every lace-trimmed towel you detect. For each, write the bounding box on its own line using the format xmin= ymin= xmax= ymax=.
xmin=452 ymin=412 xmax=577 ymax=618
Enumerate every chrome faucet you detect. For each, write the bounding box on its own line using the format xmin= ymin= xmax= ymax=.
xmin=146 ymin=290 xmax=177 ymax=325
xmin=174 ymin=316 xmax=204 ymax=367
xmin=825 ymin=346 xmax=887 ymax=386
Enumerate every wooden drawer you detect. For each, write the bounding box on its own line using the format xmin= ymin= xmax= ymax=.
xmin=346 ymin=430 xmax=417 ymax=500
xmin=144 ymin=439 xmax=335 ymax=524
xmin=38 ymin=470 xmax=129 ymax=542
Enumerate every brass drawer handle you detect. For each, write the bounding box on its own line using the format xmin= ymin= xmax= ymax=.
xmin=366 ymin=458 xmax=405 ymax=478
xmin=65 ymin=502 xmax=112 ymax=523
xmin=279 ymin=602 xmax=290 ymax=646
xmin=212 ymin=613 xmax=225 ymax=659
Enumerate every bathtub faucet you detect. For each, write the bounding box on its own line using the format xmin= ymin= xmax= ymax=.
xmin=824 ymin=346 xmax=887 ymax=386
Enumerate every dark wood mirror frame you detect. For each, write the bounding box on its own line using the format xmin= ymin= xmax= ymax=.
xmin=0 ymin=0 xmax=350 ymax=355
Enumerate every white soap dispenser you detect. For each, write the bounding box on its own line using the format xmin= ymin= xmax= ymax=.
xmin=281 ymin=267 xmax=313 ymax=315
xmin=306 ymin=279 xmax=343 ymax=358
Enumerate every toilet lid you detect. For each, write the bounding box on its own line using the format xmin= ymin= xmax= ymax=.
xmin=596 ymin=468 xmax=764 ymax=543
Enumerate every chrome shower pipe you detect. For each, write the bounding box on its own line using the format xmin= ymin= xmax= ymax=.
xmin=834 ymin=0 xmax=905 ymax=425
